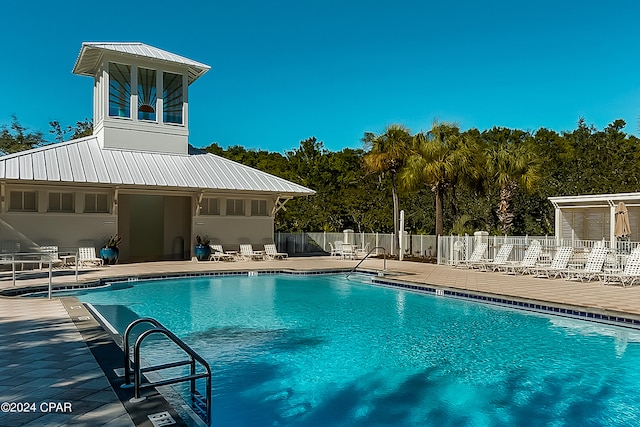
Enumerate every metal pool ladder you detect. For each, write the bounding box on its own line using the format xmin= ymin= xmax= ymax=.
xmin=346 ymin=246 xmax=387 ymax=279
xmin=122 ymin=318 xmax=212 ymax=425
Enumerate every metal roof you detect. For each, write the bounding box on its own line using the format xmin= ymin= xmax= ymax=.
xmin=72 ymin=42 xmax=210 ymax=84
xmin=0 ymin=138 xmax=315 ymax=197
xmin=549 ymin=192 xmax=640 ymax=208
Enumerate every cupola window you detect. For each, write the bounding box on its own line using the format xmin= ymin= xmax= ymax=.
xmin=163 ymin=72 xmax=183 ymax=124
xmin=108 ymin=63 xmax=131 ymax=118
xmin=138 ymin=67 xmax=157 ymax=121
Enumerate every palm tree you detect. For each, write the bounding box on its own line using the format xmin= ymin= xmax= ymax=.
xmin=401 ymin=121 xmax=479 ymax=238
xmin=363 ymin=124 xmax=412 ymax=253
xmin=483 ymin=128 xmax=541 ymax=235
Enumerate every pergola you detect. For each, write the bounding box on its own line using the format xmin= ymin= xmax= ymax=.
xmin=548 ymin=192 xmax=640 ymax=245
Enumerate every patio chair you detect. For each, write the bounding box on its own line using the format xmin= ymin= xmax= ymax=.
xmin=38 ymin=246 xmax=63 ymax=269
xmin=477 ymin=244 xmax=513 ymax=272
xmin=264 ymin=244 xmax=288 ymax=260
xmin=533 ymin=247 xmax=573 ymax=279
xmin=504 ymin=242 xmax=542 ymax=275
xmin=456 ymin=243 xmax=488 ymax=269
xmin=566 ymin=247 xmax=608 ymax=282
xmin=238 ymin=244 xmax=263 ymax=261
xmin=334 ymin=241 xmax=344 ymax=257
xmin=209 ymin=244 xmax=234 ymax=262
xmin=356 ymin=242 xmax=371 ymax=259
xmin=78 ymin=247 xmax=103 ymax=267
xmin=341 ymin=243 xmax=356 ymax=260
xmin=603 ymin=249 xmax=640 ymax=287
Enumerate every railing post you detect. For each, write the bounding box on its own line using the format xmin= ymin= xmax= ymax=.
xmin=48 ymin=261 xmax=53 ymax=300
xmin=190 ymin=359 xmax=196 ymax=395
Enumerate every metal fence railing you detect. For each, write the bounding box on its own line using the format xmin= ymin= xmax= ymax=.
xmin=275 ymin=232 xmax=437 ymax=258
xmin=438 ymin=235 xmax=640 ymax=267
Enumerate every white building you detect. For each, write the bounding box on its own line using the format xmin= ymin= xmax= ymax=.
xmin=0 ymin=42 xmax=314 ymax=262
xmin=549 ymin=192 xmax=640 ymax=244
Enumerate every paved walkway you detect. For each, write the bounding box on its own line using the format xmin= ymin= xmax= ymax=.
xmin=3 ymin=256 xmax=640 ymax=426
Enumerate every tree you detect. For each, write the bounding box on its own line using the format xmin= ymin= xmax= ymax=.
xmin=0 ymin=115 xmax=45 ymax=154
xmin=49 ymin=118 xmax=93 ymax=142
xmin=401 ymin=122 xmax=479 ymax=238
xmin=362 ymin=124 xmax=412 ymax=252
xmin=482 ymin=128 xmax=542 ymax=235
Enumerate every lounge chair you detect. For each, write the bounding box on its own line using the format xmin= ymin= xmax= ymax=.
xmin=533 ymin=247 xmax=573 ymax=279
xmin=238 ymin=244 xmax=263 ymax=261
xmin=38 ymin=246 xmax=63 ymax=269
xmin=504 ymin=242 xmax=542 ymax=275
xmin=477 ymin=244 xmax=513 ymax=272
xmin=456 ymin=243 xmax=488 ymax=269
xmin=78 ymin=247 xmax=103 ymax=267
xmin=566 ymin=247 xmax=608 ymax=282
xmin=603 ymin=249 xmax=640 ymax=287
xmin=209 ymin=244 xmax=234 ymax=262
xmin=264 ymin=244 xmax=288 ymax=260
xmin=333 ymin=241 xmax=344 ymax=257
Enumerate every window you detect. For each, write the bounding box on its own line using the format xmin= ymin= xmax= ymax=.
xmin=226 ymin=199 xmax=245 ymax=216
xmin=200 ymin=197 xmax=220 ymax=215
xmin=138 ymin=67 xmax=157 ymax=121
xmin=163 ymin=72 xmax=183 ymax=124
xmin=9 ymin=191 xmax=37 ymax=212
xmin=84 ymin=193 xmax=109 ymax=213
xmin=251 ymin=200 xmax=268 ymax=216
xmin=109 ymin=63 xmax=131 ymax=118
xmin=48 ymin=192 xmax=74 ymax=212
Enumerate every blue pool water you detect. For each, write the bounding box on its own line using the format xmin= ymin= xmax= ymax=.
xmin=73 ymin=274 xmax=640 ymax=426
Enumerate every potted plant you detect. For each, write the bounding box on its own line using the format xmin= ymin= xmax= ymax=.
xmin=194 ymin=235 xmax=211 ymax=261
xmin=100 ymin=234 xmax=122 ymax=265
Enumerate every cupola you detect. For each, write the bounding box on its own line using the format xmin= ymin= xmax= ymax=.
xmin=72 ymin=42 xmax=210 ymax=154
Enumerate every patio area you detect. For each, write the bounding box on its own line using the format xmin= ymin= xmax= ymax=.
xmin=3 ymin=255 xmax=640 ymax=426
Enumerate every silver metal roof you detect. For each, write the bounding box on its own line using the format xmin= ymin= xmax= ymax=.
xmin=72 ymin=42 xmax=211 ymax=84
xmin=0 ymin=138 xmax=315 ymax=196
xmin=549 ymin=192 xmax=640 ymax=208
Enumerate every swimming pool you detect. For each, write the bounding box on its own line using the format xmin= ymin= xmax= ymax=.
xmin=75 ymin=273 xmax=640 ymax=426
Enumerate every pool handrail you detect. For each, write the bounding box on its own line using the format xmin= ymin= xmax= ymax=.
xmin=346 ymin=246 xmax=387 ymax=279
xmin=122 ymin=317 xmax=212 ymax=425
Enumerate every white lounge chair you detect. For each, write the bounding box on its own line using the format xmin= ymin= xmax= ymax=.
xmin=456 ymin=243 xmax=488 ymax=269
xmin=209 ymin=244 xmax=234 ymax=262
xmin=238 ymin=244 xmax=263 ymax=261
xmin=478 ymin=244 xmax=513 ymax=272
xmin=603 ymin=249 xmax=640 ymax=287
xmin=333 ymin=241 xmax=344 ymax=257
xmin=533 ymin=247 xmax=573 ymax=279
xmin=504 ymin=242 xmax=542 ymax=275
xmin=264 ymin=244 xmax=288 ymax=260
xmin=78 ymin=247 xmax=103 ymax=267
xmin=566 ymin=247 xmax=608 ymax=282
xmin=38 ymin=246 xmax=63 ymax=269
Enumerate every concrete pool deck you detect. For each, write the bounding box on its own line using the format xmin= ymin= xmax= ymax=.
xmin=2 ymin=255 xmax=640 ymax=426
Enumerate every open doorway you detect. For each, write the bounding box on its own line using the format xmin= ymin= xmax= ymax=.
xmin=118 ymin=194 xmax=191 ymax=262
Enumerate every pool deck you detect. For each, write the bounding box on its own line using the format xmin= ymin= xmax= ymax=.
xmin=2 ymin=255 xmax=640 ymax=426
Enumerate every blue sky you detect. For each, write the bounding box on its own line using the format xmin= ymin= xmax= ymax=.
xmin=2 ymin=1 xmax=639 ymax=153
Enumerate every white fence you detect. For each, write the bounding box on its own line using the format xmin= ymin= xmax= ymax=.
xmin=276 ymin=232 xmax=640 ymax=268
xmin=275 ymin=232 xmax=437 ymax=258
xmin=438 ymin=234 xmax=640 ymax=267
